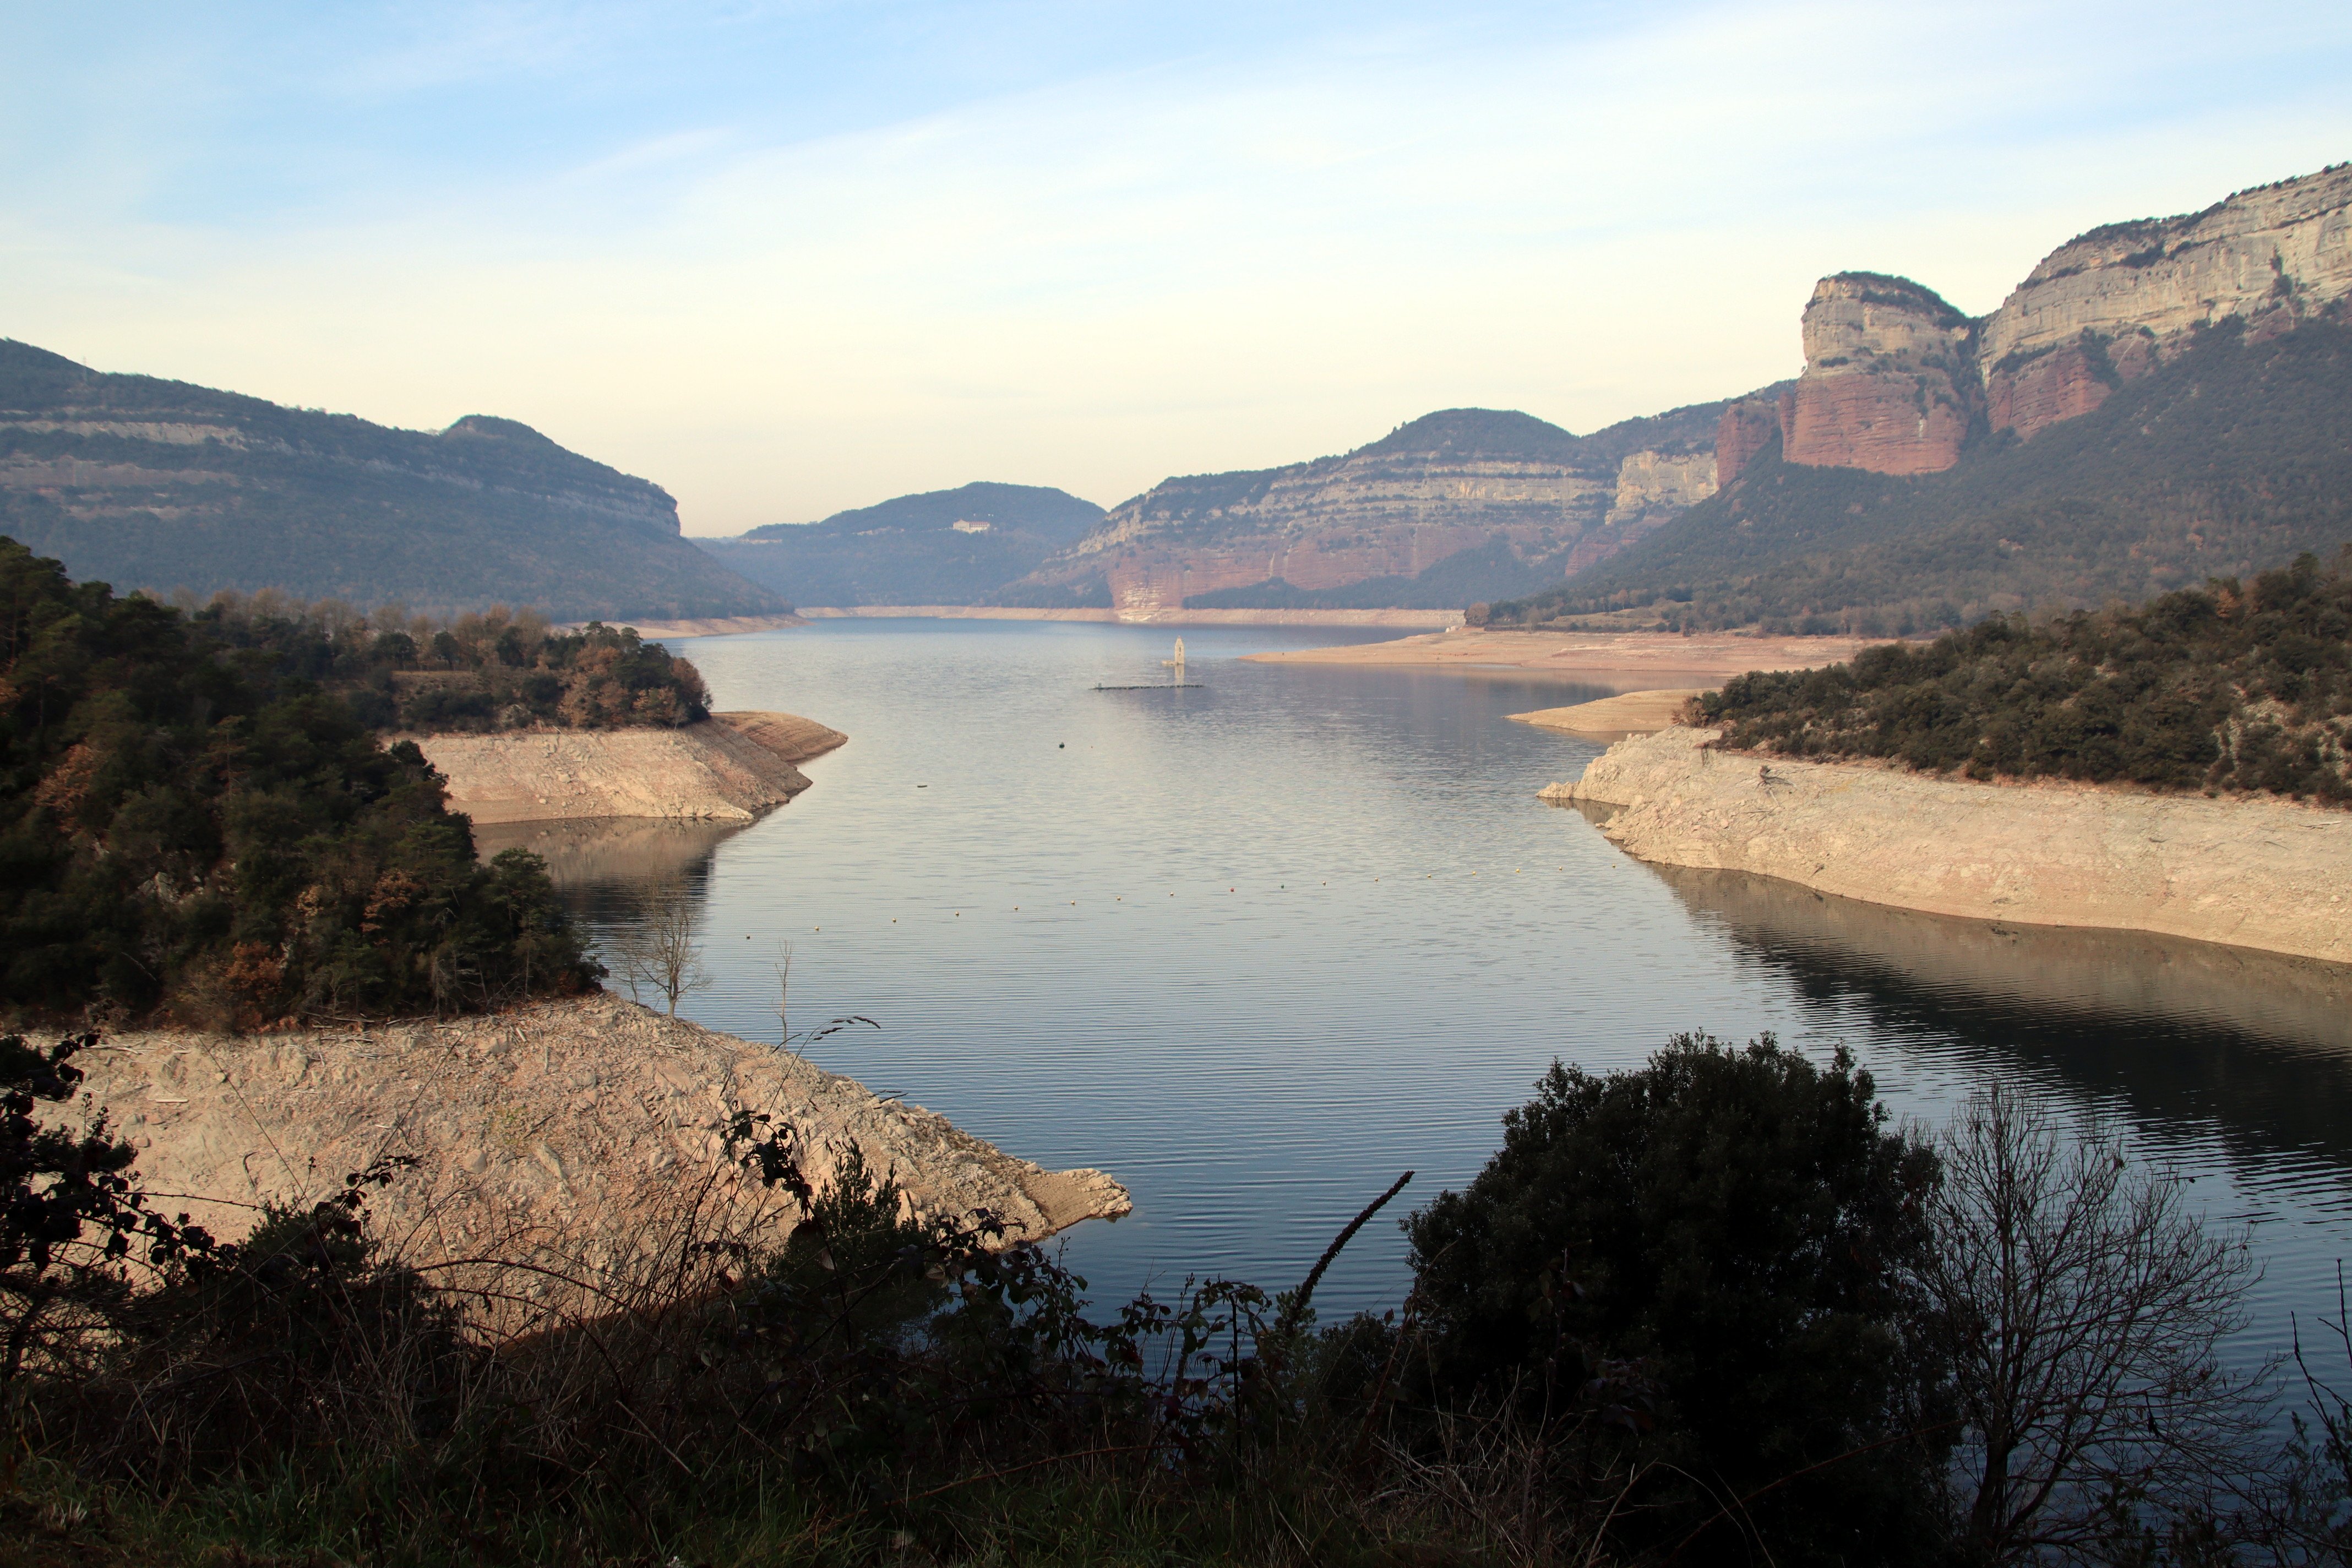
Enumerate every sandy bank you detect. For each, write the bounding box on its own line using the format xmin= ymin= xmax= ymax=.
xmin=1547 ymin=727 xmax=2352 ymax=964
xmin=416 ymin=710 xmax=846 ymax=826
xmin=798 ymin=605 xmax=1461 ymax=628
xmin=66 ymin=993 xmax=1129 ymax=1284
xmin=1247 ymin=628 xmax=1892 ymax=682
xmin=1510 ymin=688 xmax=1709 ymax=738
xmin=608 ymin=612 xmax=806 ymax=639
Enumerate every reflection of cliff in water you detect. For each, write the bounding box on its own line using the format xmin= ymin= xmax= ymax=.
xmin=1646 ymin=861 xmax=2352 ymax=1169
xmin=472 ymin=818 xmax=744 ymax=925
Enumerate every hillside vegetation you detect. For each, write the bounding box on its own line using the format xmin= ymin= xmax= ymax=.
xmin=0 ymin=340 xmax=786 ymax=622
xmin=1695 ymin=550 xmax=2352 ymax=804
xmin=0 ymin=540 xmax=597 ymax=1027
xmin=1495 ymin=320 xmax=2352 ymax=634
xmin=697 ymin=481 xmax=1106 ymax=606
xmin=179 ymin=591 xmax=712 ymax=734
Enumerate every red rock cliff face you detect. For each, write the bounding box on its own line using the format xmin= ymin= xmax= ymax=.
xmin=1714 ymin=398 xmax=1782 ymax=486
xmin=1984 ymin=336 xmax=2121 ymax=440
xmin=1783 ymin=274 xmax=1979 ymax=476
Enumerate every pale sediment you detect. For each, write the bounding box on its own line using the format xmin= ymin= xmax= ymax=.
xmin=798 ymin=605 xmax=1462 ymax=627
xmin=1510 ymin=688 xmax=1709 ymax=738
xmin=1547 ymin=727 xmax=2352 ymax=965
xmin=68 ymin=993 xmax=1129 ymax=1285
xmin=1248 ymin=629 xmax=1894 ymax=680
xmin=415 ymin=710 xmax=846 ymax=825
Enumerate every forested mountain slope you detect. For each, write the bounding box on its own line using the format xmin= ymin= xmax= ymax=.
xmin=695 ymin=481 xmax=1106 ymax=606
xmin=0 ymin=340 xmax=787 ymax=623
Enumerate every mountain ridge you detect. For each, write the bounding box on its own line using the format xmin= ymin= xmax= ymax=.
xmin=0 ymin=340 xmax=788 ymax=623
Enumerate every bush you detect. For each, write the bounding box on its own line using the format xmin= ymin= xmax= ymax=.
xmin=1405 ymin=1033 xmax=1949 ymax=1565
xmin=1696 ymin=549 xmax=2352 ymax=803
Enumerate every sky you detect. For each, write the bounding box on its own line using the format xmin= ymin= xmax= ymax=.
xmin=4 ymin=2 xmax=2350 ymax=534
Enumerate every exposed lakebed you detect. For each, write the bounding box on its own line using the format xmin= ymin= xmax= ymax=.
xmin=480 ymin=618 xmax=2352 ymax=1374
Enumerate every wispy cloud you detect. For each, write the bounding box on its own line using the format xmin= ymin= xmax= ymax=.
xmin=5 ymin=0 xmax=2348 ymax=529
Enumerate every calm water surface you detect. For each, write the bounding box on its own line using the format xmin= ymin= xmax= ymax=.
xmin=484 ymin=619 xmax=2352 ymax=1373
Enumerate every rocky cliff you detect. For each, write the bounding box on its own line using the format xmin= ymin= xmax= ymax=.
xmin=1755 ymin=164 xmax=2352 ymax=476
xmin=1782 ymin=274 xmax=1981 ymax=475
xmin=1548 ymin=727 xmax=2352 ymax=963
xmin=1022 ymin=405 xmax=1728 ymax=618
xmin=0 ymin=340 xmax=788 ymax=622
xmin=1978 ymin=162 xmax=2352 ymax=437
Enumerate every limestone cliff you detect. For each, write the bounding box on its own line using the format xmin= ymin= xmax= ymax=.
xmin=1023 ymin=405 xmax=1725 ymax=618
xmin=1548 ymin=727 xmax=2352 ymax=963
xmin=1979 ymin=162 xmax=2352 ymax=437
xmin=1772 ymin=164 xmax=2352 ymax=470
xmin=1783 ymin=274 xmax=1981 ymax=476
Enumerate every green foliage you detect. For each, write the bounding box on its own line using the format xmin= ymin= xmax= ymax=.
xmin=182 ymin=591 xmax=713 ymax=733
xmin=1495 ymin=318 xmax=2352 ymax=631
xmin=1697 ymin=549 xmax=2352 ymax=803
xmin=0 ymin=539 xmax=598 ymax=1025
xmin=1405 ymin=1033 xmax=1948 ymax=1565
xmin=0 ymin=339 xmax=786 ymax=623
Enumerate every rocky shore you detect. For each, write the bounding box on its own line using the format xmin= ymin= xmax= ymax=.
xmin=67 ymin=993 xmax=1129 ymax=1289
xmin=1548 ymin=727 xmax=2352 ymax=964
xmin=1249 ymin=629 xmax=1891 ymax=681
xmin=415 ymin=710 xmax=845 ymax=825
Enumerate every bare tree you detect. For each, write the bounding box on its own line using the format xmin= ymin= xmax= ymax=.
xmin=773 ymin=940 xmax=793 ymax=1050
xmin=1914 ymin=1085 xmax=2269 ymax=1564
xmin=610 ymin=888 xmax=710 ymax=1016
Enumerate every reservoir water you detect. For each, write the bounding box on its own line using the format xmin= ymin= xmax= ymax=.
xmin=481 ymin=618 xmax=2352 ymax=1374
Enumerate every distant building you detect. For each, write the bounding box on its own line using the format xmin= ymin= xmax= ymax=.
xmin=951 ymin=519 xmax=992 ymax=533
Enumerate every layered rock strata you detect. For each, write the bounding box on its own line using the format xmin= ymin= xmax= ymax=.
xmin=1781 ymin=274 xmax=1980 ymax=475
xmin=63 ymin=993 xmax=1130 ymax=1300
xmin=416 ymin=710 xmax=845 ymax=825
xmin=1024 ymin=407 xmax=1724 ymax=618
xmin=1978 ymin=161 xmax=2352 ymax=438
xmin=1546 ymin=727 xmax=2352 ymax=964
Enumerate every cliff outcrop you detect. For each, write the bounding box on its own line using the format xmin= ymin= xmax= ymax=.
xmin=1978 ymin=162 xmax=2352 ymax=437
xmin=62 ymin=993 xmax=1129 ymax=1290
xmin=1024 ymin=406 xmax=1727 ymax=618
xmin=417 ymin=710 xmax=845 ymax=825
xmin=1547 ymin=727 xmax=2352 ymax=963
xmin=1782 ymin=274 xmax=1981 ymax=475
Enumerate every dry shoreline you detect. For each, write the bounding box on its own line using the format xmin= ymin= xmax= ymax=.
xmin=415 ymin=710 xmax=845 ymax=826
xmin=1247 ymin=628 xmax=1894 ymax=683
xmin=1549 ymin=727 xmax=2352 ymax=965
xmin=67 ymin=993 xmax=1129 ymax=1292
xmin=1510 ymin=688 xmax=1708 ymax=738
xmin=798 ymin=605 xmax=1461 ymax=628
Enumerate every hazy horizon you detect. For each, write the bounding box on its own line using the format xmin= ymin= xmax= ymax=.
xmin=8 ymin=1 xmax=2350 ymax=535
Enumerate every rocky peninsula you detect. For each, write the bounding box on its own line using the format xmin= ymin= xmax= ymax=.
xmin=1547 ymin=727 xmax=2352 ymax=964
xmin=415 ymin=709 xmax=845 ymax=825
xmin=69 ymin=993 xmax=1129 ymax=1294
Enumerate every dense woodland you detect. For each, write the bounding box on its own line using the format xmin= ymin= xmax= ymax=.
xmin=1695 ymin=551 xmax=2352 ymax=804
xmin=175 ymin=590 xmax=714 ymax=733
xmin=0 ymin=540 xmax=600 ymax=1026
xmin=1494 ymin=319 xmax=2352 ymax=633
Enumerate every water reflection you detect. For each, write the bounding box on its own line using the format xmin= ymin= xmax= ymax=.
xmin=1640 ymin=856 xmax=2352 ymax=1185
xmin=476 ymin=817 xmax=740 ymax=928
